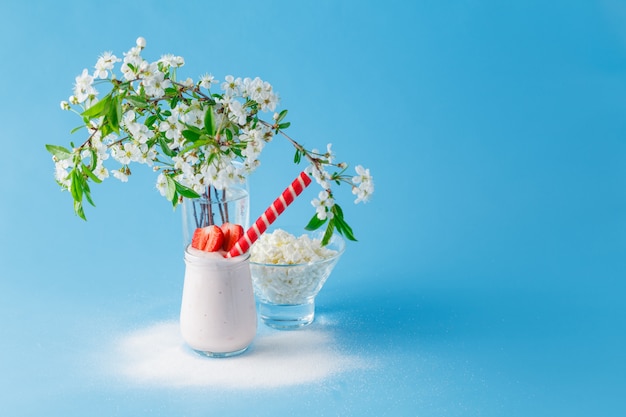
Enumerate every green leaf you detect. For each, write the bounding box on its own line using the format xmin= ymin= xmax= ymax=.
xmin=180 ymin=138 xmax=210 ymax=154
xmin=126 ymin=95 xmax=148 ymax=108
xmin=278 ymin=122 xmax=291 ymax=130
xmin=182 ymin=129 xmax=201 ymax=142
xmin=70 ymin=169 xmax=83 ymax=203
xmin=89 ymin=148 xmax=99 ymax=171
xmin=185 ymin=125 xmax=203 ymax=135
xmin=321 ymin=219 xmax=335 ymax=246
xmin=107 ymin=94 xmax=122 ymax=133
xmin=74 ymin=200 xmax=86 ymax=220
xmin=174 ymin=180 xmax=200 ymax=199
xmin=83 ymin=183 xmax=96 ymax=207
xmin=81 ymin=95 xmax=111 ymax=118
xmin=305 ymin=212 xmax=327 ymax=231
xmin=276 ymin=109 xmax=288 ymax=123
xmin=207 ymin=152 xmax=217 ymax=166
xmin=231 ymin=147 xmax=243 ymax=158
xmin=332 ymin=205 xmax=357 ymax=242
xmin=81 ymin=163 xmax=102 ymax=184
xmin=204 ymin=106 xmax=216 ymax=136
xmin=45 ymin=144 xmax=72 ymax=160
xmin=334 ymin=203 xmax=346 ymax=218
xmin=70 ymin=125 xmax=85 ymax=135
xmin=165 ymin=175 xmax=177 ymax=203
xmin=99 ymin=123 xmax=112 ymax=138
xmin=145 ymin=115 xmax=158 ymax=126
xmin=158 ymin=135 xmax=176 ymax=157
xmin=293 ymin=149 xmax=302 ymax=164
xmin=164 ymin=87 xmax=178 ymax=97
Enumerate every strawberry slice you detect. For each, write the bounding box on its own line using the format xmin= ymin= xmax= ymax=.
xmin=203 ymin=225 xmax=224 ymax=252
xmin=221 ymin=222 xmax=244 ymax=252
xmin=191 ymin=227 xmax=210 ymax=250
xmin=191 ymin=225 xmax=224 ymax=252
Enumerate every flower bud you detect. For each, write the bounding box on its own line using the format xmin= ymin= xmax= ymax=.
xmin=136 ymin=37 xmax=146 ymax=48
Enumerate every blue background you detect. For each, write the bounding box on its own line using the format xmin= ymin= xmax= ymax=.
xmin=1 ymin=0 xmax=625 ymax=415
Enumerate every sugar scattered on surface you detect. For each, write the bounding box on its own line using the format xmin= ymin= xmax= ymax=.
xmin=110 ymin=320 xmax=368 ymax=389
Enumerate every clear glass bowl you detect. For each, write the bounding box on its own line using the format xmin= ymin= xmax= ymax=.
xmin=249 ymin=229 xmax=345 ymax=329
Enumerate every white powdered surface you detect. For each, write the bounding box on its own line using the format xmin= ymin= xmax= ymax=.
xmin=110 ymin=320 xmax=367 ymax=389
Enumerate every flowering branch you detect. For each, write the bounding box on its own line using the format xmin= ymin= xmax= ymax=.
xmin=46 ymin=37 xmax=374 ymax=245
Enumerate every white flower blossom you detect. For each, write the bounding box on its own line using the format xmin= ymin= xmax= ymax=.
xmin=228 ymin=100 xmax=247 ymax=125
xmin=132 ymin=123 xmax=154 ymax=143
xmin=311 ymin=190 xmax=335 ymax=220
xmin=324 ymin=143 xmax=334 ymax=164
xmin=242 ymin=77 xmax=278 ymax=112
xmin=221 ymin=75 xmax=241 ymax=97
xmin=123 ymin=112 xmax=154 ymax=144
xmin=110 ymin=145 xmax=126 ymax=165
xmin=73 ymin=69 xmax=97 ymax=103
xmin=94 ymin=162 xmax=109 ymax=181
xmin=156 ymin=173 xmax=168 ymax=197
xmin=242 ymin=137 xmax=264 ymax=160
xmin=352 ymin=165 xmax=374 ymax=204
xmin=220 ymin=163 xmax=239 ymax=185
xmin=112 ymin=168 xmax=129 ymax=182
xmin=199 ymin=73 xmax=216 ymax=89
xmin=94 ymin=51 xmax=120 ymax=79
xmin=158 ymin=114 xmax=183 ymax=140
xmin=305 ymin=163 xmax=331 ymax=189
xmin=159 ymin=54 xmax=185 ymax=70
xmin=143 ymin=70 xmax=171 ymax=97
xmin=141 ymin=145 xmax=158 ymax=165
xmin=180 ymin=102 xmax=205 ymax=128
xmin=110 ymin=143 xmax=141 ymax=165
xmin=54 ymin=159 xmax=72 ymax=188
xmin=172 ymin=155 xmax=194 ymax=177
xmin=353 ymin=165 xmax=373 ymax=185
xmin=121 ymin=41 xmax=145 ymax=79
xmin=125 ymin=142 xmax=144 ymax=163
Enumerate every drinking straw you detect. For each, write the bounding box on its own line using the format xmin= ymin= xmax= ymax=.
xmin=226 ymin=171 xmax=312 ymax=258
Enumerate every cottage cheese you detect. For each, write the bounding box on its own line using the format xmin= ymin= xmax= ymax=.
xmin=249 ymin=229 xmax=340 ymax=304
xmin=250 ymin=229 xmax=337 ymax=265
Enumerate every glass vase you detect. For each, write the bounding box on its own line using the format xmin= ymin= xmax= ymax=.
xmin=182 ymin=183 xmax=250 ymax=247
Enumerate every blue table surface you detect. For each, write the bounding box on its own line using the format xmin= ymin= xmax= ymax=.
xmin=1 ymin=1 xmax=625 ymax=416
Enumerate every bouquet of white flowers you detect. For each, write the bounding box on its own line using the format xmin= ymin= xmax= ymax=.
xmin=46 ymin=37 xmax=374 ymax=245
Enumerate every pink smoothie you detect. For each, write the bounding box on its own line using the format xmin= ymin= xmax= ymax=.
xmin=180 ymin=247 xmax=257 ymax=356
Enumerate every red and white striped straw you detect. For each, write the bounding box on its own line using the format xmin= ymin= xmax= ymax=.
xmin=226 ymin=171 xmax=312 ymax=258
